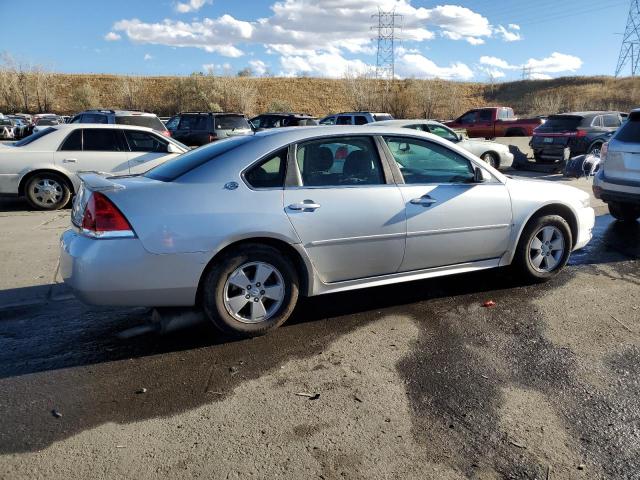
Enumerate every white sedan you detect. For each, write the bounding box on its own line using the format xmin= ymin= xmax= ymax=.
xmin=0 ymin=124 xmax=188 ymax=210
xmin=374 ymin=119 xmax=514 ymax=170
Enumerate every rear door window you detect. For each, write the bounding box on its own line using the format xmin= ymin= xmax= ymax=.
xmin=82 ymin=129 xmax=125 ymax=151
xmin=165 ymin=116 xmax=180 ymax=130
xmin=336 ymin=116 xmax=352 ymax=125
xmin=83 ymin=114 xmax=108 ymax=124
xmin=614 ymin=112 xmax=640 ymax=142
xmin=591 ymin=116 xmax=603 ymax=128
xmin=478 ymin=110 xmax=493 ymax=122
xmin=60 ymin=129 xmax=82 ymax=151
xmin=603 ymin=114 xmax=621 ymax=128
xmin=354 ymin=115 xmax=368 ymax=125
xmin=116 ymin=115 xmax=166 ymax=131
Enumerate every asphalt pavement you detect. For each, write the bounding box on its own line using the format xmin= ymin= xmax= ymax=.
xmin=0 ymin=173 xmax=638 ymax=479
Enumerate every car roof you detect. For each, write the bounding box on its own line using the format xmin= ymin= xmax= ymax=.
xmin=553 ymin=111 xmax=622 ymax=118
xmin=78 ymin=109 xmax=158 ymax=117
xmin=51 ymin=123 xmax=158 ymax=133
xmin=179 ymin=111 xmax=244 ymax=115
xmin=373 ymin=119 xmax=444 ymax=127
xmin=253 ymin=112 xmax=315 ymax=118
xmin=251 ymin=124 xmax=447 ymax=143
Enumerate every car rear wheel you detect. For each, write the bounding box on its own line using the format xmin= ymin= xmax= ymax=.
xmin=608 ymin=202 xmax=640 ymax=222
xmin=25 ymin=173 xmax=72 ymax=210
xmin=588 ymin=142 xmax=603 ymax=157
xmin=202 ymin=244 xmax=299 ymax=337
xmin=481 ymin=152 xmax=499 ymax=169
xmin=513 ymin=214 xmax=572 ymax=282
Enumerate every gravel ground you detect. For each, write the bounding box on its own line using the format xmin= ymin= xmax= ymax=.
xmin=0 ymin=173 xmax=638 ymax=479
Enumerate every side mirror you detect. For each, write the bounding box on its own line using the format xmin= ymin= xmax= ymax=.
xmin=457 ymin=133 xmax=463 ymax=142
xmin=167 ymin=143 xmax=181 ymax=154
xmin=474 ymin=166 xmax=488 ymax=183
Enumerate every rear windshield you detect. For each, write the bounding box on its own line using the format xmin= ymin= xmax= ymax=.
xmin=215 ymin=115 xmax=250 ymax=130
xmin=145 ymin=135 xmax=253 ymax=181
xmin=374 ymin=114 xmax=393 ymax=122
xmin=13 ymin=128 xmax=55 ymax=146
xmin=37 ymin=118 xmax=58 ymax=126
xmin=539 ymin=116 xmax=582 ymax=132
xmin=614 ymin=111 xmax=640 ymax=142
xmin=116 ymin=115 xmax=166 ymax=131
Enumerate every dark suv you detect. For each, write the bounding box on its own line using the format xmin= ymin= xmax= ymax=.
xmin=531 ymin=111 xmax=625 ymax=164
xmin=71 ymin=110 xmax=170 ymax=137
xmin=165 ymin=112 xmax=252 ymax=147
xmin=249 ymin=113 xmax=318 ymax=131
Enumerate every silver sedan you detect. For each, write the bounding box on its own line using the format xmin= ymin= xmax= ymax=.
xmin=60 ymin=126 xmax=594 ymax=336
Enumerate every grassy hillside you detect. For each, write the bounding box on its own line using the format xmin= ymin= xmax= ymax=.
xmin=2 ymin=72 xmax=640 ymax=120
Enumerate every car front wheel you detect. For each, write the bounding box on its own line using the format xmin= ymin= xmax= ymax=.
xmin=513 ymin=214 xmax=572 ymax=281
xmin=481 ymin=152 xmax=499 ymax=169
xmin=202 ymin=244 xmax=299 ymax=337
xmin=608 ymin=202 xmax=640 ymax=222
xmin=25 ymin=173 xmax=72 ymax=210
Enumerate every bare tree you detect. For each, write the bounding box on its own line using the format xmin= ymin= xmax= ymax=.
xmin=70 ymin=82 xmax=99 ymax=111
xmin=412 ymin=79 xmax=440 ymax=119
xmin=117 ymin=76 xmax=145 ymax=110
xmin=342 ymin=68 xmax=379 ymax=112
xmin=0 ymin=62 xmax=19 ymax=112
xmin=526 ymin=91 xmax=564 ymax=116
xmin=33 ymin=66 xmax=56 ymax=113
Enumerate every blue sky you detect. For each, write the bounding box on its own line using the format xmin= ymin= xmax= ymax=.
xmin=0 ymin=0 xmax=632 ymax=81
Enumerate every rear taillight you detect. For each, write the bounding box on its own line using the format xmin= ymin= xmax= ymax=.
xmin=208 ymin=134 xmax=218 ymax=142
xmin=575 ymin=129 xmax=587 ymax=138
xmin=81 ymin=192 xmax=134 ymax=238
xmin=600 ymin=142 xmax=608 ymax=162
xmin=161 ymin=130 xmax=171 ymax=137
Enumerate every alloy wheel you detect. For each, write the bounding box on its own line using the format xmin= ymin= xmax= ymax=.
xmin=31 ymin=178 xmax=63 ymax=208
xmin=528 ymin=226 xmax=565 ymax=272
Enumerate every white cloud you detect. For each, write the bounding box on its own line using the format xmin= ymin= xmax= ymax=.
xmin=525 ymin=52 xmax=582 ymax=73
xmin=529 ymin=73 xmax=552 ymax=80
xmin=175 ymin=0 xmax=211 ymax=13
xmin=494 ymin=25 xmax=521 ymax=42
xmin=104 ymin=31 xmax=121 ymax=41
xmin=428 ymin=5 xmax=491 ymax=45
xmin=480 ymin=55 xmax=515 ymax=70
xmin=479 ymin=67 xmax=506 ymax=79
xmin=279 ymin=51 xmax=371 ymax=78
xmin=144 ymin=53 xmax=153 ymax=61
xmin=249 ymin=59 xmax=268 ymax=76
xmin=397 ymin=53 xmax=473 ymax=80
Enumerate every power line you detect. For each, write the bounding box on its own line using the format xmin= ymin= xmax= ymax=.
xmin=616 ymin=0 xmax=640 ymax=76
xmin=371 ymin=8 xmax=402 ymax=80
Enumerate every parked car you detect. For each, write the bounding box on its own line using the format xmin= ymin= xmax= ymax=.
xmin=0 ymin=118 xmax=16 ymax=140
xmin=593 ymin=108 xmax=640 ymax=222
xmin=165 ymin=112 xmax=252 ymax=146
xmin=60 ymin=125 xmax=594 ymax=337
xmin=0 ymin=124 xmax=188 ymax=210
xmin=445 ymin=107 xmax=544 ymax=138
xmin=33 ymin=116 xmax=62 ymax=133
xmin=70 ymin=109 xmax=170 ymax=137
xmin=249 ymin=113 xmax=318 ymax=131
xmin=319 ymin=112 xmax=394 ymax=125
xmin=531 ymin=111 xmax=624 ymax=165
xmin=8 ymin=117 xmax=30 ymax=138
xmin=373 ymin=119 xmax=513 ymax=170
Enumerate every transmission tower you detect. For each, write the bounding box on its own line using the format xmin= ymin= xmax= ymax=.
xmin=371 ymin=9 xmax=402 ymax=80
xmin=615 ymin=0 xmax=640 ymax=77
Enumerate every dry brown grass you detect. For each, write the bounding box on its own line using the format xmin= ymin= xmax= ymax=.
xmin=3 ymin=73 xmax=640 ymax=119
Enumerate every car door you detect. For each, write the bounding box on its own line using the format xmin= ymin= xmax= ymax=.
xmin=283 ymin=135 xmax=406 ymax=283
xmin=382 ymin=135 xmax=512 ymax=271
xmin=475 ymin=109 xmax=494 ymax=138
xmin=123 ymin=129 xmax=178 ymax=173
xmin=53 ymin=128 xmax=130 ymax=174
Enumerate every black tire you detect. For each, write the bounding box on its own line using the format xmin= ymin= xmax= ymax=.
xmin=587 ymin=142 xmax=603 ymax=156
xmin=608 ymin=201 xmax=640 ymax=222
xmin=24 ymin=173 xmax=72 ymax=210
xmin=512 ymin=214 xmax=572 ymax=282
xmin=481 ymin=152 xmax=499 ymax=169
xmin=201 ymin=244 xmax=299 ymax=337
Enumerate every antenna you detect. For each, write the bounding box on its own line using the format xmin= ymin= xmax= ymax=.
xmin=371 ymin=8 xmax=402 ymax=80
xmin=615 ymin=0 xmax=640 ymax=76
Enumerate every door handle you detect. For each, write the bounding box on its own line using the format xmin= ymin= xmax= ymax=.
xmin=288 ymin=201 xmax=321 ymax=211
xmin=62 ymin=158 xmax=77 ymax=163
xmin=410 ymin=195 xmax=437 ymax=207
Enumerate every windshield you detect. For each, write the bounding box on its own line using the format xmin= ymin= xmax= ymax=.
xmin=115 ymin=115 xmax=167 ymax=131
xmin=37 ymin=118 xmax=58 ymax=126
xmin=13 ymin=128 xmax=55 ymax=146
xmin=145 ymin=135 xmax=253 ymax=181
xmin=215 ymin=115 xmax=250 ymax=130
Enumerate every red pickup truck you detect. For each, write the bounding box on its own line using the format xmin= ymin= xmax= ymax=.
xmin=445 ymin=107 xmax=544 ymax=138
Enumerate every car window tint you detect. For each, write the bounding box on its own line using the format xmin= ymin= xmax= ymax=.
xmin=124 ymin=130 xmax=167 ymax=152
xmin=215 ymin=115 xmax=250 ymax=130
xmin=165 ymin=116 xmax=180 ymax=130
xmin=14 ymin=128 xmax=55 ymax=146
xmin=459 ymin=111 xmax=476 ymax=124
xmin=354 ymin=116 xmax=368 ymax=125
xmin=116 ymin=115 xmax=166 ymax=130
xmin=244 ymin=148 xmax=287 ymax=189
xmin=591 ymin=116 xmax=603 ymax=127
xmin=614 ymin=112 xmax=640 ymax=142
xmin=83 ymin=114 xmax=108 ymax=124
xmin=373 ymin=114 xmax=393 ymax=121
xmin=478 ymin=110 xmax=493 ymax=122
xmin=60 ymin=129 xmax=82 ymax=151
xmin=603 ymin=114 xmax=621 ymax=128
xmin=383 ymin=136 xmax=474 ymax=184
xmin=178 ymin=114 xmax=208 ymax=130
xmin=320 ymin=116 xmax=336 ymax=125
xmin=406 ymin=124 xmax=426 ymax=131
xmin=82 ymin=129 xmax=124 ymax=151
xmin=428 ymin=125 xmax=459 ymax=142
xmin=296 ymin=136 xmax=383 ymax=187
xmin=336 ymin=116 xmax=352 ymax=125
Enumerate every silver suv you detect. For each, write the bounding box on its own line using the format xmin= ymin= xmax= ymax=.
xmin=593 ymin=109 xmax=640 ymax=222
xmin=319 ymin=112 xmax=393 ymax=125
xmin=70 ymin=109 xmax=170 ymax=137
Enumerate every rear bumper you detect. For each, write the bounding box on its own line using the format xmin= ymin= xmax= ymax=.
xmin=60 ymin=229 xmax=207 ymax=307
xmin=593 ymin=171 xmax=640 ymax=205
